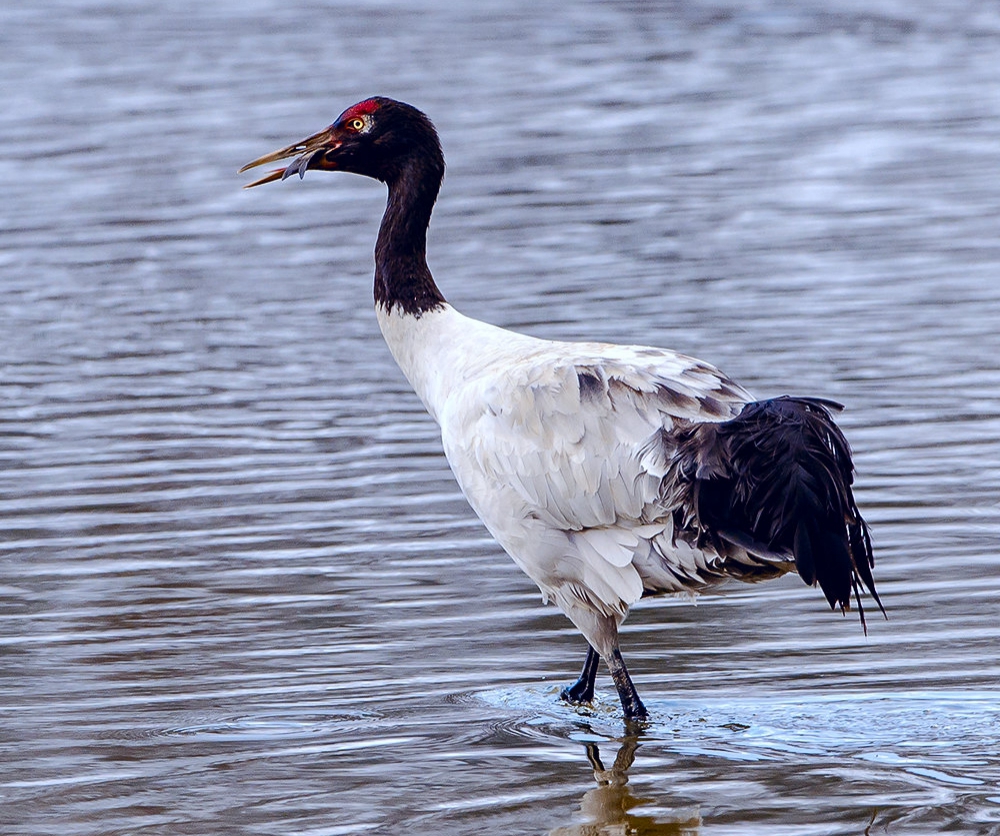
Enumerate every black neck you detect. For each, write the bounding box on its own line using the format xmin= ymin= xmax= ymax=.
xmin=374 ymin=153 xmax=447 ymax=316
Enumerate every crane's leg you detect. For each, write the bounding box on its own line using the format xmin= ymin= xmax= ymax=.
xmin=607 ymin=648 xmax=647 ymax=721
xmin=560 ymin=644 xmax=600 ymax=705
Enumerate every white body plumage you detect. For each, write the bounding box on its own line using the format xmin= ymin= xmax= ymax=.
xmin=378 ymin=303 xmax=772 ymax=658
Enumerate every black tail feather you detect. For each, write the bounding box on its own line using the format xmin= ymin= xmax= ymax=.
xmin=677 ymin=396 xmax=884 ymax=631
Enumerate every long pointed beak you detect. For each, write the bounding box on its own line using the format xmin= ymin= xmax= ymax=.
xmin=239 ymin=127 xmax=340 ymax=188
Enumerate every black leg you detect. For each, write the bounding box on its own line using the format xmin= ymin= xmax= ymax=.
xmin=560 ymin=644 xmax=600 ymax=705
xmin=607 ymin=648 xmax=648 ymax=721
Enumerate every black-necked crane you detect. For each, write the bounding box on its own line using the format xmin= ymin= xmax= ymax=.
xmin=240 ymin=97 xmax=883 ymax=721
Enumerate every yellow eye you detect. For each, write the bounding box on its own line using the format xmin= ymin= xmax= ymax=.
xmin=347 ymin=117 xmax=366 ymax=132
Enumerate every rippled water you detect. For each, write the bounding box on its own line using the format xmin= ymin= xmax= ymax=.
xmin=3 ymin=1 xmax=1000 ymax=833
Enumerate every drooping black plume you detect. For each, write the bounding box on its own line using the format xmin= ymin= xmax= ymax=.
xmin=674 ymin=396 xmax=884 ymax=631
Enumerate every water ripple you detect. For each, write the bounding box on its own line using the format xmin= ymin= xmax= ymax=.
xmin=3 ymin=1 xmax=1000 ymax=834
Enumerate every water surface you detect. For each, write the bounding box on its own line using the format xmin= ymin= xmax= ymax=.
xmin=3 ymin=1 xmax=1000 ymax=833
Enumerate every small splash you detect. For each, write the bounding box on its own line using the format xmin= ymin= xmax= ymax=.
xmin=474 ymin=685 xmax=1000 ymax=789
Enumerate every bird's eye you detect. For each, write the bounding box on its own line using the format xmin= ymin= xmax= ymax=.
xmin=347 ymin=117 xmax=366 ymax=132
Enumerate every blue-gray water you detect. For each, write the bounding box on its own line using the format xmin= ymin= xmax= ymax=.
xmin=3 ymin=1 xmax=1000 ymax=833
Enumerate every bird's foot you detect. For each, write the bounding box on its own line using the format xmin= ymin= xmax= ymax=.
xmin=561 ymin=644 xmax=600 ymax=706
xmin=560 ymin=679 xmax=595 ymax=706
xmin=621 ymin=695 xmax=649 ymax=723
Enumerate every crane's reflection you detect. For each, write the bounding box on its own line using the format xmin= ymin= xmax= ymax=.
xmin=550 ymin=732 xmax=701 ymax=835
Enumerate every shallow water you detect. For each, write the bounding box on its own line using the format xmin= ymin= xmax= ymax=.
xmin=3 ymin=1 xmax=1000 ymax=833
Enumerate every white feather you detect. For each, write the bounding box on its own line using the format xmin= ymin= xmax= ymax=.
xmin=376 ymin=303 xmax=755 ymax=655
